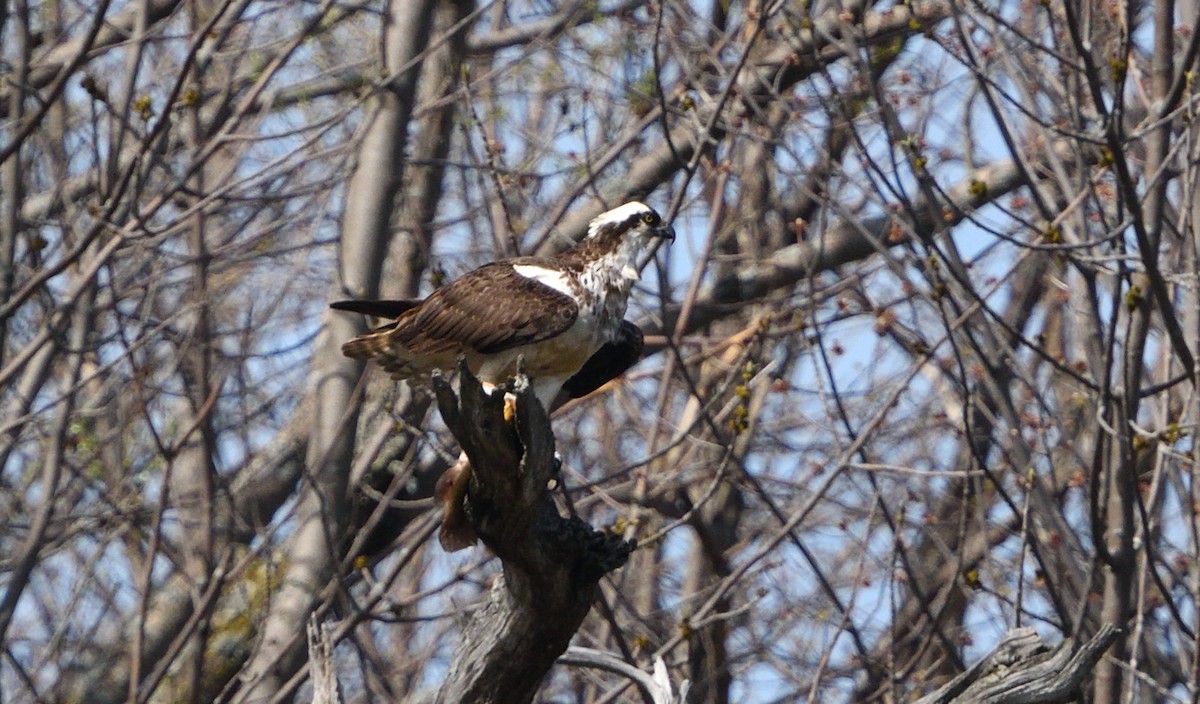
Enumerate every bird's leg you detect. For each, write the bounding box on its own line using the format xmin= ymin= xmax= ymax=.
xmin=436 ymin=451 xmax=476 ymax=552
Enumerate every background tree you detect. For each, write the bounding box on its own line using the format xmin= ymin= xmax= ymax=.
xmin=2 ymin=0 xmax=1198 ymax=702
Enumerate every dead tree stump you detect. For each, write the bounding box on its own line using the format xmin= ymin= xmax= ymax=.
xmin=431 ymin=361 xmax=634 ymax=704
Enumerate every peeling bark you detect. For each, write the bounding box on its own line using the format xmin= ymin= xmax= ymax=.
xmin=914 ymin=626 xmax=1120 ymax=704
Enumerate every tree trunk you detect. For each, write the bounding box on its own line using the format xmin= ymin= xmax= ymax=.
xmin=431 ymin=362 xmax=634 ymax=704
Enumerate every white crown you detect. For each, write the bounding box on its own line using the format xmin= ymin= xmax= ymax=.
xmin=587 ymin=201 xmax=654 ymax=238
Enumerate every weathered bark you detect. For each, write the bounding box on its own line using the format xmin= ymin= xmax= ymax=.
xmin=559 ymin=648 xmax=689 ymax=704
xmin=431 ymin=362 xmax=634 ymax=704
xmin=307 ymin=618 xmax=343 ymax=704
xmin=914 ymin=625 xmax=1120 ymax=704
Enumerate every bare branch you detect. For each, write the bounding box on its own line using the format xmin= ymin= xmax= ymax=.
xmin=915 ymin=626 xmax=1121 ymax=704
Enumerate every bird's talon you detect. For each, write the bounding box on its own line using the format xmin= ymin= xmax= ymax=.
xmin=503 ymin=392 xmax=518 ymax=423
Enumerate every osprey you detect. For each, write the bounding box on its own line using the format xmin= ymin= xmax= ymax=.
xmin=336 ymin=201 xmax=672 ymax=408
xmin=333 ymin=201 xmax=673 ymax=550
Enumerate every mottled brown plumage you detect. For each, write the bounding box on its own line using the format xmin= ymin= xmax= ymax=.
xmin=340 ymin=259 xmax=578 ymax=378
xmin=332 ymin=299 xmax=645 ymax=404
xmin=337 ymin=201 xmax=672 ymax=410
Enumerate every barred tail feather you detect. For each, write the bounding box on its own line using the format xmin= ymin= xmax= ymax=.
xmin=341 ymin=330 xmax=394 ymax=360
xmin=341 ymin=328 xmax=433 ymax=380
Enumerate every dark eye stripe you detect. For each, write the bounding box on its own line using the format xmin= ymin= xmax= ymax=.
xmin=602 ymin=209 xmax=662 ymax=234
xmin=627 ymin=211 xmax=659 ymax=228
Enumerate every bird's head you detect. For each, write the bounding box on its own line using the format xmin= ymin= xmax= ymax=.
xmin=570 ymin=201 xmax=675 ymax=272
xmin=586 ymin=201 xmax=675 ymax=248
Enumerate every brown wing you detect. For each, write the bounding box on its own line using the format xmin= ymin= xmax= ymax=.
xmin=339 ymin=261 xmax=579 ymax=365
xmin=403 ymin=262 xmax=578 ymax=354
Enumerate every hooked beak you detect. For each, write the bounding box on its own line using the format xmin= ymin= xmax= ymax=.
xmin=655 ymin=224 xmax=676 ymax=242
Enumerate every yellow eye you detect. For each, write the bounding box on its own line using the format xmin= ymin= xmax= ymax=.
xmin=641 ymin=212 xmax=660 ymax=226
